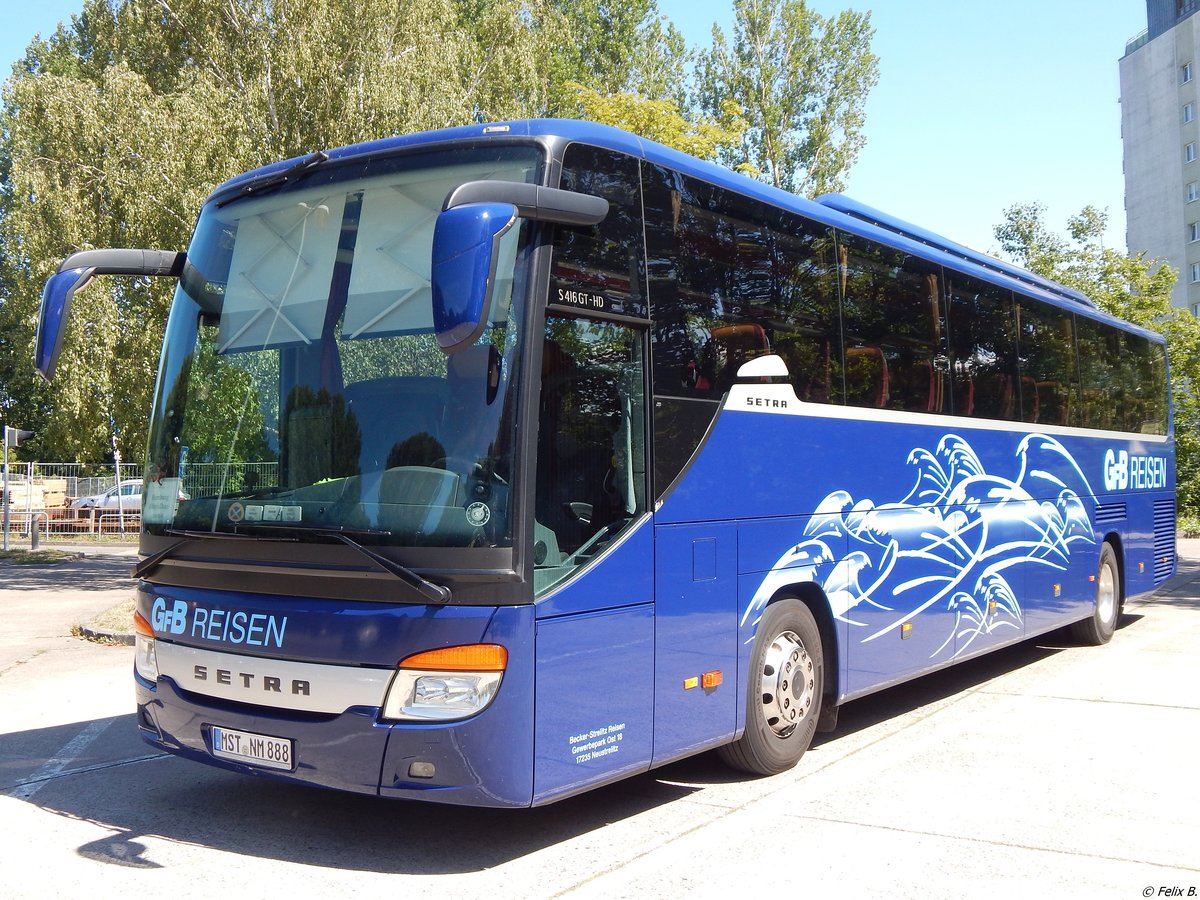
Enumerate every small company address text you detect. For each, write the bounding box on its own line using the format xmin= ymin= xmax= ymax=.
xmin=569 ymin=722 xmax=625 ymax=764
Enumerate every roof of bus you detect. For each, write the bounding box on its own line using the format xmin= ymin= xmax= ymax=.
xmin=210 ymin=119 xmax=1163 ymax=345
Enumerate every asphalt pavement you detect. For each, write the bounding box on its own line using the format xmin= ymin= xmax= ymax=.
xmin=0 ymin=543 xmax=137 ymax=671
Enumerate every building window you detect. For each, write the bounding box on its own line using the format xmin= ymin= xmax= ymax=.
xmin=1190 ymin=223 xmax=1200 ymax=242
xmin=1190 ymin=182 xmax=1199 ymax=202
xmin=1191 ymin=263 xmax=1200 ymax=283
xmin=1187 ymin=142 xmax=1197 ymax=163
xmin=1187 ymin=103 xmax=1196 ymax=123
xmin=1184 ymin=62 xmax=1194 ymax=84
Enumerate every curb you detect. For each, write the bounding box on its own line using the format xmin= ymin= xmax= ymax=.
xmin=0 ymin=551 xmax=87 ymax=567
xmin=74 ymin=622 xmax=135 ymax=645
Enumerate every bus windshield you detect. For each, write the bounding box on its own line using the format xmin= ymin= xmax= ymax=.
xmin=142 ymin=146 xmax=541 ymax=549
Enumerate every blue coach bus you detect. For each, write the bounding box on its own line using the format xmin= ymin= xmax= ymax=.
xmin=36 ymin=120 xmax=1175 ymax=806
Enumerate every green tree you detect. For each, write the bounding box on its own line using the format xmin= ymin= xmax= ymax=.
xmin=0 ymin=0 xmax=565 ymax=463
xmin=995 ymin=203 xmax=1182 ymax=333
xmin=696 ymin=0 xmax=877 ymax=196
xmin=567 ymin=81 xmax=746 ymax=160
xmin=0 ymin=0 xmax=881 ymax=467
xmin=545 ymin=0 xmax=688 ymax=110
xmin=995 ymin=202 xmax=1200 ymax=515
xmin=1 ymin=62 xmax=232 ymax=462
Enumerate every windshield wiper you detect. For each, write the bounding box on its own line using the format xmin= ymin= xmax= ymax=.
xmin=217 ymin=150 xmax=329 ymax=207
xmin=136 ymin=523 xmax=452 ymax=604
xmin=133 ymin=537 xmax=195 ymax=580
xmin=241 ymin=523 xmax=452 ymax=604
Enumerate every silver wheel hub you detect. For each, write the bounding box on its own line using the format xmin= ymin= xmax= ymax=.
xmin=760 ymin=630 xmax=815 ymax=738
xmin=1097 ymin=559 xmax=1117 ymax=623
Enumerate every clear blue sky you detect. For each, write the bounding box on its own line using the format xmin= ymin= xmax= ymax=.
xmin=657 ymin=0 xmax=1148 ymax=254
xmin=3 ymin=0 xmax=1148 ymax=254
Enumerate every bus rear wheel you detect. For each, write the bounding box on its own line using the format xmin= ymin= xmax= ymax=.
xmin=719 ymin=598 xmax=823 ymax=776
xmin=1070 ymin=543 xmax=1120 ymax=645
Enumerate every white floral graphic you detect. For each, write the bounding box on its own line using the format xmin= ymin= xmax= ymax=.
xmin=743 ymin=434 xmax=1097 ymax=659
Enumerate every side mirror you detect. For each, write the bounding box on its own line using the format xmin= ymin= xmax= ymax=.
xmin=35 ymin=268 xmax=95 ymax=380
xmin=432 ymin=181 xmax=610 ymax=355
xmin=431 ymin=202 xmax=517 ymax=353
xmin=35 ymin=248 xmax=185 ymax=380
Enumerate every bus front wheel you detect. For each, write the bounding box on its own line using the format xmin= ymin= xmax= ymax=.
xmin=719 ymin=598 xmax=823 ymax=776
xmin=1070 ymin=542 xmax=1121 ymax=646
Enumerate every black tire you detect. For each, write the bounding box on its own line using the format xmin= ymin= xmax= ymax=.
xmin=1070 ymin=542 xmax=1120 ymax=645
xmin=718 ymin=598 xmax=823 ymax=776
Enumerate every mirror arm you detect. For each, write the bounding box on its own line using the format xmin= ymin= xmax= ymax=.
xmin=58 ymin=249 xmax=185 ymax=278
xmin=36 ymin=249 xmax=187 ymax=382
xmin=443 ymin=181 xmax=608 ymax=227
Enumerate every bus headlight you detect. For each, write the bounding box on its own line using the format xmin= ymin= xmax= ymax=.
xmin=380 ymin=644 xmax=506 ymax=722
xmin=133 ymin=611 xmax=159 ymax=683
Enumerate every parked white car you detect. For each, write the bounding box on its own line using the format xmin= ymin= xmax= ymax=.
xmin=70 ymin=479 xmax=149 ymax=512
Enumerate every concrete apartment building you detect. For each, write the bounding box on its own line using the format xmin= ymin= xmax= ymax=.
xmin=1121 ymin=0 xmax=1200 ymax=314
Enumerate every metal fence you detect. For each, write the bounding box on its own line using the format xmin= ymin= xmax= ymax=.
xmin=2 ymin=460 xmax=281 ymax=506
xmin=2 ymin=461 xmax=132 ymax=538
xmin=2 ymin=461 xmax=280 ymax=537
xmin=1124 ymin=28 xmax=1149 ymax=57
xmin=181 ymin=462 xmax=280 ymax=498
xmin=17 ymin=462 xmax=120 ymax=501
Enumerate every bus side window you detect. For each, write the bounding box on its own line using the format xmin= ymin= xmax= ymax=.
xmin=1016 ymin=302 xmax=1080 ymax=427
xmin=553 ymin=145 xmax=647 ymax=319
xmin=945 ymin=275 xmax=1020 ymax=421
xmin=838 ymin=234 xmax=944 ymax=414
xmin=642 ymin=162 xmax=843 ymax=497
xmin=1077 ymin=314 xmax=1124 ymax=431
xmin=535 ymin=318 xmax=647 ymax=591
xmin=642 ymin=163 xmax=723 ymax=498
xmin=1123 ymin=333 xmax=1168 ymax=434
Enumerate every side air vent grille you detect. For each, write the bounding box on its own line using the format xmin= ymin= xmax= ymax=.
xmin=1153 ymin=499 xmax=1176 ymax=585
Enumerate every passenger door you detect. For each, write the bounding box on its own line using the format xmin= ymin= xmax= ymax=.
xmin=531 ymin=315 xmax=656 ymax=803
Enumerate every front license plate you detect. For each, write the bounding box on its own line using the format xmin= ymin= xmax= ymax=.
xmin=211 ymin=725 xmax=294 ymax=771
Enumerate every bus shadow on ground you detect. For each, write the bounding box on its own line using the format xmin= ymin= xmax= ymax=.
xmin=6 ymin=714 xmax=700 ymax=875
xmin=0 ymin=555 xmax=134 ymax=592
xmin=2 ymin=615 xmax=1148 ymax=876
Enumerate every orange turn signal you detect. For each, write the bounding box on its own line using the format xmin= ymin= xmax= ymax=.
xmin=133 ymin=610 xmax=155 ymax=637
xmin=399 ymin=644 xmax=508 ymax=671
xmin=702 ymin=670 xmax=723 ymax=689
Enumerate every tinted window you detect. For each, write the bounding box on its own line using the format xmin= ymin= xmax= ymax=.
xmin=1016 ymin=302 xmax=1079 ymax=426
xmin=645 ymin=167 xmax=772 ymax=400
xmin=838 ymin=234 xmax=946 ymax=413
xmin=642 ymin=163 xmax=840 ymax=496
xmin=553 ymin=145 xmax=647 ymax=318
xmin=1067 ymin=313 xmax=1168 ymax=435
xmin=1076 ymin=314 xmax=1124 ymax=430
xmin=946 ymin=275 xmax=1020 ymax=420
xmin=1125 ymin=334 xmax=1169 ymax=434
xmin=766 ymin=213 xmax=842 ymax=405
xmin=534 ymin=316 xmax=647 ymax=594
